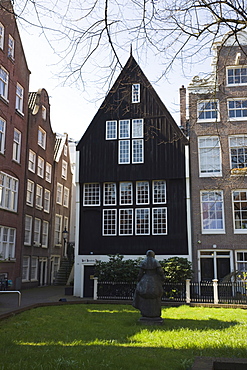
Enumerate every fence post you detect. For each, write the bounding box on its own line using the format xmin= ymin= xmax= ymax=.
xmin=186 ymin=279 xmax=191 ymax=304
xmin=213 ymin=279 xmax=218 ymax=304
xmin=93 ymin=277 xmax=98 ymax=300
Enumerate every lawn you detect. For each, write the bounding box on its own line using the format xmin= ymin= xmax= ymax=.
xmin=0 ymin=304 xmax=246 ymax=370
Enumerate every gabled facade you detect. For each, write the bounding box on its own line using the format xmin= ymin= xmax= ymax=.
xmin=74 ymin=56 xmax=190 ymax=297
xmin=22 ymin=89 xmax=55 ymax=288
xmin=186 ymin=32 xmax=247 ymax=281
xmin=0 ymin=0 xmax=30 ymax=289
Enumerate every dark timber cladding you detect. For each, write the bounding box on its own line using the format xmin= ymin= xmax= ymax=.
xmin=77 ymin=55 xmax=188 ymax=256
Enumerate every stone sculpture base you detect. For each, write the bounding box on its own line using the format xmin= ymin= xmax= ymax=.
xmin=138 ymin=316 xmax=164 ymax=325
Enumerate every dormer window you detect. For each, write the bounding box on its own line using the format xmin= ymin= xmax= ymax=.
xmin=132 ymin=84 xmax=140 ymax=103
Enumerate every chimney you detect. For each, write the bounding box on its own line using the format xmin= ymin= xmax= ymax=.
xmin=180 ymin=85 xmax=186 ymax=130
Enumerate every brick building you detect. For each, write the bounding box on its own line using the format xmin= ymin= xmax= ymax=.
xmin=184 ymin=32 xmax=247 ymax=281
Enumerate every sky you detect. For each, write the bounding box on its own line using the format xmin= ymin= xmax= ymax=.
xmin=17 ymin=6 xmax=212 ymax=142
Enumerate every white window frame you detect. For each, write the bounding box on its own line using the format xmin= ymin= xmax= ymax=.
xmin=64 ymin=144 xmax=67 ymax=156
xmin=24 ymin=215 xmax=32 ymax=245
xmin=44 ymin=189 xmax=51 ymax=213
xmin=12 ymin=128 xmax=21 ymax=163
xmin=31 ymin=257 xmax=38 ymax=281
xmin=136 ymin=181 xmax=149 ymax=205
xmin=229 ymin=135 xmax=247 ymax=170
xmin=0 ymin=23 xmax=4 ymax=49
xmin=56 ymin=183 xmax=63 ymax=205
xmin=152 ymin=207 xmax=167 ymax=235
xmin=120 ymin=182 xmax=133 ymax=205
xmin=132 ymin=139 xmax=144 ymax=163
xmin=119 ymin=140 xmax=130 ymax=164
xmin=42 ymin=221 xmax=49 ymax=248
xmin=106 ymin=120 xmax=117 ymax=140
xmin=103 ymin=209 xmax=117 ymax=236
xmin=33 ymin=218 xmax=41 ymax=246
xmin=22 ymin=256 xmax=30 ymax=282
xmin=8 ymin=34 xmax=14 ymax=59
xmin=0 ymin=226 xmax=16 ymax=260
xmin=227 ymin=66 xmax=247 ymax=86
xmin=0 ymin=171 xmax=18 ymax=212
xmin=200 ymin=190 xmax=225 ymax=234
xmin=54 ymin=214 xmax=62 ymax=245
xmin=38 ymin=127 xmax=46 ymax=149
xmin=103 ymin=183 xmax=116 ymax=206
xmin=235 ymin=251 xmax=247 ymax=272
xmin=119 ymin=208 xmax=133 ymax=236
xmin=63 ymin=187 xmax=69 ymax=208
xmin=228 ymin=99 xmax=247 ymax=121
xmin=28 ymin=150 xmax=36 ymax=173
xmin=132 ymin=84 xmax=140 ymax=103
xmin=132 ymin=119 xmax=143 ymax=138
xmin=37 ymin=156 xmax=44 ymax=178
xmin=35 ymin=184 xmax=43 ymax=210
xmin=42 ymin=105 xmax=46 ymax=120
xmin=232 ymin=190 xmax=247 ymax=233
xmin=153 ymin=180 xmax=166 ymax=204
xmin=135 ymin=208 xmax=150 ymax=235
xmin=83 ymin=183 xmax=100 ymax=206
xmin=15 ymin=83 xmax=24 ymax=114
xmin=119 ymin=120 xmax=130 ymax=139
xmin=0 ymin=66 xmax=9 ymax=101
xmin=198 ymin=136 xmax=222 ymax=177
xmin=61 ymin=160 xmax=67 ymax=180
xmin=45 ymin=162 xmax=52 ymax=182
xmin=0 ymin=117 xmax=6 ymax=154
xmin=26 ymin=179 xmax=34 ymax=206
xmin=197 ymin=100 xmax=219 ymax=122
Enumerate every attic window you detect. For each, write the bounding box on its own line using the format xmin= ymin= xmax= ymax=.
xmin=227 ymin=66 xmax=247 ymax=85
xmin=42 ymin=105 xmax=46 ymax=120
xmin=132 ymin=84 xmax=140 ymax=103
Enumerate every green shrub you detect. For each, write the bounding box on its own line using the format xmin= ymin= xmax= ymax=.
xmin=160 ymin=257 xmax=193 ymax=283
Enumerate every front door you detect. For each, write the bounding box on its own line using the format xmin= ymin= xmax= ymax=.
xmin=39 ymin=258 xmax=47 ymax=286
xmin=83 ymin=266 xmax=95 ymax=298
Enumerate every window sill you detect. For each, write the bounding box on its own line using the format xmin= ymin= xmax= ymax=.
xmin=0 ymin=94 xmax=9 ymax=105
xmin=15 ymin=109 xmax=24 ymax=118
xmin=231 ymin=168 xmax=247 ymax=175
xmin=0 ymin=258 xmax=16 ymax=262
xmin=201 ymin=231 xmax=225 ymax=234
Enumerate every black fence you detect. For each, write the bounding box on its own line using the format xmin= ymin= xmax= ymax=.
xmin=96 ymin=280 xmax=247 ymax=305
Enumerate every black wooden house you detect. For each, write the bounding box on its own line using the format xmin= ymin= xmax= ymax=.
xmin=74 ymin=56 xmax=190 ymax=297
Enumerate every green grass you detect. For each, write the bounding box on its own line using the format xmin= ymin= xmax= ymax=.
xmin=0 ymin=304 xmax=246 ymax=369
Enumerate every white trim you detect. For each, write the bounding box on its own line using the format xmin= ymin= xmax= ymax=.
xmin=226 ymin=65 xmax=247 ymax=86
xmin=185 ymin=145 xmax=192 ymax=262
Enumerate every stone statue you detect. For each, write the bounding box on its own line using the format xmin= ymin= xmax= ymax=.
xmin=133 ymin=250 xmax=165 ymax=324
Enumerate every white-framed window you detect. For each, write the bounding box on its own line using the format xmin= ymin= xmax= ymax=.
xmin=197 ymin=100 xmax=219 ymax=122
xmin=232 ymin=190 xmax=247 ymax=233
xmin=227 ymin=66 xmax=247 ymax=85
xmin=64 ymin=216 xmax=69 ymax=232
xmin=8 ymin=35 xmax=14 ymax=59
xmin=63 ymin=187 xmax=69 ymax=208
xmin=62 ymin=160 xmax=67 ymax=180
xmin=44 ymin=189 xmax=51 ymax=213
xmin=22 ymin=256 xmax=30 ymax=281
xmin=37 ymin=156 xmax=44 ymax=178
xmin=103 ymin=183 xmax=116 ymax=205
xmin=153 ymin=180 xmax=166 ymax=204
xmin=38 ymin=127 xmax=46 ymax=149
xmin=120 ymin=182 xmax=132 ymax=205
xmin=12 ymin=128 xmax=21 ymax=162
xmin=201 ymin=190 xmax=225 ymax=233
xmin=24 ymin=215 xmax=32 ymax=245
xmin=132 ymin=83 xmax=140 ymax=103
xmin=0 ymin=66 xmax=9 ymax=100
xmin=229 ymin=136 xmax=247 ymax=169
xmin=198 ymin=136 xmax=222 ymax=177
xmin=83 ymin=183 xmax=100 ymax=206
xmin=106 ymin=120 xmax=117 ymax=140
xmin=26 ymin=179 xmax=34 ymax=206
xmin=42 ymin=105 xmax=46 ymax=120
xmin=236 ymin=251 xmax=247 ymax=272
xmin=33 ymin=218 xmax=41 ymax=246
xmin=119 ymin=209 xmax=133 ymax=235
xmin=64 ymin=144 xmax=67 ymax=156
xmin=228 ymin=99 xmax=247 ymax=120
xmin=152 ymin=207 xmax=167 ymax=235
xmin=119 ymin=120 xmax=130 ymax=139
xmin=136 ymin=181 xmax=149 ymax=205
xmin=132 ymin=139 xmax=144 ymax=163
xmin=15 ymin=83 xmax=24 ymax=114
xmin=31 ymin=257 xmax=38 ymax=281
xmin=119 ymin=140 xmax=130 ymax=164
xmin=0 ymin=117 xmax=6 ymax=154
xmin=132 ymin=119 xmax=144 ymax=138
xmin=0 ymin=226 xmax=16 ymax=259
xmin=0 ymin=23 xmax=4 ymax=49
xmin=28 ymin=150 xmax=36 ymax=173
xmin=54 ymin=214 xmax=62 ymax=245
xmin=35 ymin=185 xmax=43 ymax=210
xmin=0 ymin=171 xmax=18 ymax=212
xmin=45 ymin=162 xmax=52 ymax=182
xmin=42 ymin=221 xmax=49 ymax=248
xmin=103 ymin=209 xmax=117 ymax=236
xmin=56 ymin=183 xmax=63 ymax=204
xmin=135 ymin=208 xmax=150 ymax=235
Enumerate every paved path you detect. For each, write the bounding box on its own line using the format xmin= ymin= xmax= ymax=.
xmin=0 ymin=285 xmax=83 ymax=318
